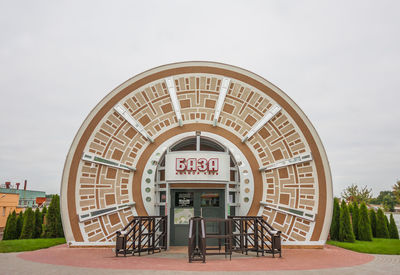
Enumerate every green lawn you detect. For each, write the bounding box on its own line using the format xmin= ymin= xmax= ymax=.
xmin=0 ymin=238 xmax=66 ymax=253
xmin=327 ymin=238 xmax=400 ymax=255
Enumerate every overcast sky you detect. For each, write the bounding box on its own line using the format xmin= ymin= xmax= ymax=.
xmin=0 ymin=1 xmax=399 ymax=197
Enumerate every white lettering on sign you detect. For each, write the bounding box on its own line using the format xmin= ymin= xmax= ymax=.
xmin=175 ymin=158 xmax=219 ymax=175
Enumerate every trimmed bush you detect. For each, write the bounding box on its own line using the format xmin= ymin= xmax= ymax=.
xmin=33 ymin=208 xmax=42 ymax=238
xmin=20 ymin=208 xmax=34 ymax=239
xmin=352 ymin=202 xmax=359 ymax=240
xmin=369 ymin=209 xmax=377 ymax=237
xmin=358 ymin=203 xmax=372 ymax=241
xmin=15 ymin=212 xmax=23 ymax=238
xmin=389 ymin=213 xmax=399 ymax=239
xmin=2 ymin=212 xmax=11 ymax=240
xmin=339 ymin=200 xmax=355 ymax=242
xmin=45 ymin=195 xmax=64 ymax=238
xmin=330 ymin=198 xmax=341 ymax=240
xmin=3 ymin=211 xmax=17 ymax=240
xmin=376 ymin=208 xmax=389 ymax=238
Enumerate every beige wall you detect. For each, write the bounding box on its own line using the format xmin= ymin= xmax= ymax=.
xmin=0 ymin=193 xmax=21 ymax=228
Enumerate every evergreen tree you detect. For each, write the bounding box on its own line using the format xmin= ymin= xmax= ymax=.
xmin=45 ymin=195 xmax=64 ymax=238
xmin=15 ymin=212 xmax=24 ymax=239
xmin=33 ymin=208 xmax=42 ymax=238
xmin=384 ymin=215 xmax=389 ymax=230
xmin=352 ymin=201 xmax=359 ymax=240
xmin=330 ymin=198 xmax=340 ymax=240
xmin=358 ymin=203 xmax=372 ymax=241
xmin=369 ymin=209 xmax=377 ymax=237
xmin=42 ymin=205 xmax=47 ymax=222
xmin=2 ymin=212 xmax=11 ymax=240
xmin=376 ymin=208 xmax=389 ymax=238
xmin=20 ymin=208 xmax=34 ymax=239
xmin=339 ymin=200 xmax=355 ymax=242
xmin=388 ymin=213 xmax=399 ymax=239
xmin=348 ymin=203 xmax=353 ymax=217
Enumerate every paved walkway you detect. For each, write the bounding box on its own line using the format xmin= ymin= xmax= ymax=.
xmin=0 ymin=244 xmax=399 ymax=274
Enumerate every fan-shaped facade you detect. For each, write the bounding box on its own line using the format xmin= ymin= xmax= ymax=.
xmin=60 ymin=62 xmax=332 ymax=247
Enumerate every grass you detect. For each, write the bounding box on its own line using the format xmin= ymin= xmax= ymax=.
xmin=0 ymin=238 xmax=66 ymax=253
xmin=327 ymin=238 xmax=400 ymax=255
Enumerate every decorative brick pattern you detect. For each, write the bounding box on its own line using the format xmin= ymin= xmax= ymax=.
xmin=74 ymin=73 xmax=318 ymax=243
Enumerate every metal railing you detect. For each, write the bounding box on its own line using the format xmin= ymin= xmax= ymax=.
xmin=188 ymin=217 xmax=233 ymax=263
xmin=188 ymin=217 xmax=206 ymax=262
xmin=115 ymin=216 xmax=167 ymax=256
xmin=229 ymin=216 xmax=282 ymax=257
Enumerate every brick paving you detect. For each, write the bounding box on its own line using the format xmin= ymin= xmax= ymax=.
xmin=1 ymin=244 xmax=396 ymax=274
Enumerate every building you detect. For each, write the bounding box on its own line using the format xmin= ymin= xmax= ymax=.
xmin=0 ymin=193 xmax=21 ymax=229
xmin=61 ymin=62 xmax=333 ymax=247
xmin=0 ymin=181 xmax=46 ymax=209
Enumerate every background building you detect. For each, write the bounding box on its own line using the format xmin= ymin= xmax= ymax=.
xmin=61 ymin=62 xmax=333 ymax=247
xmin=0 ymin=181 xmax=46 ymax=209
xmin=0 ymin=193 xmax=22 ymax=230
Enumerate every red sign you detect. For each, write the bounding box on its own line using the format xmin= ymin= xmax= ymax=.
xmin=175 ymin=158 xmax=219 ymax=175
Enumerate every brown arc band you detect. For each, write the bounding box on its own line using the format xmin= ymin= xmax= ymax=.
xmin=67 ymin=65 xmax=327 ymax=242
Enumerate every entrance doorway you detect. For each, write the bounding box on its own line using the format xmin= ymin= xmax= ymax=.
xmin=170 ymin=189 xmax=225 ymax=246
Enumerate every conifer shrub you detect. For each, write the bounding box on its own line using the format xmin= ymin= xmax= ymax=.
xmin=352 ymin=201 xmax=359 ymax=240
xmin=369 ymin=209 xmax=377 ymax=237
xmin=339 ymin=200 xmax=355 ymax=242
xmin=376 ymin=208 xmax=389 ymax=238
xmin=45 ymin=195 xmax=64 ymax=238
xmin=33 ymin=208 xmax=42 ymax=238
xmin=330 ymin=198 xmax=340 ymax=240
xmin=358 ymin=202 xmax=372 ymax=241
xmin=20 ymin=208 xmax=35 ymax=239
xmin=15 ymin=212 xmax=23 ymax=238
xmin=388 ymin=213 xmax=399 ymax=239
xmin=2 ymin=213 xmax=11 ymax=240
xmin=3 ymin=211 xmax=18 ymax=240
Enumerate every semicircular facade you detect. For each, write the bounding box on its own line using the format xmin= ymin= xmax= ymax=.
xmin=61 ymin=62 xmax=333 ymax=246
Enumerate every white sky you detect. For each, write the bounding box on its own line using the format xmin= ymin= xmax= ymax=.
xmin=0 ymin=1 xmax=399 ymax=197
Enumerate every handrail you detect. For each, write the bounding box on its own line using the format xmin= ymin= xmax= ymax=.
xmin=115 ymin=216 xmax=167 ymax=257
xmin=228 ymin=216 xmax=282 ymax=258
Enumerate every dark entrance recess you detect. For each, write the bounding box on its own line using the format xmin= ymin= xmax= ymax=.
xmin=170 ymin=189 xmax=225 ymax=246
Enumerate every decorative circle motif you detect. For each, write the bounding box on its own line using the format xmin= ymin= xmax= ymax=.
xmin=243 ymin=170 xmax=248 ymax=175
xmin=245 ymin=188 xmax=250 ymax=193
xmin=243 ymin=197 xmax=249 ymax=203
xmin=145 ymin=187 xmax=151 ymax=193
xmin=147 ymin=169 xmax=153 ymax=174
xmin=244 ymin=179 xmax=250 ymax=184
xmin=146 ymin=197 xmax=151 ymax=202
xmin=145 ymin=178 xmax=151 ymax=183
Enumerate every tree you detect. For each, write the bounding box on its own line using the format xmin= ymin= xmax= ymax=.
xmin=358 ymin=203 xmax=372 ymax=241
xmin=339 ymin=200 xmax=355 ymax=242
xmin=393 ymin=180 xmax=400 ymax=203
xmin=382 ymin=193 xmax=396 ymax=212
xmin=348 ymin=203 xmax=354 ymax=216
xmin=20 ymin=208 xmax=34 ymax=239
xmin=2 ymin=212 xmax=11 ymax=240
xmin=352 ymin=202 xmax=359 ymax=240
xmin=45 ymin=195 xmax=64 ymax=238
xmin=15 ymin=212 xmax=24 ymax=238
xmin=33 ymin=208 xmax=42 ymax=238
xmin=376 ymin=208 xmax=389 ymax=238
xmin=369 ymin=209 xmax=377 ymax=237
xmin=388 ymin=213 xmax=399 ymax=239
xmin=3 ymin=211 xmax=17 ymax=240
xmin=370 ymin=191 xmax=395 ymax=205
xmin=341 ymin=184 xmax=372 ymax=204
xmin=330 ymin=198 xmax=340 ymax=240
